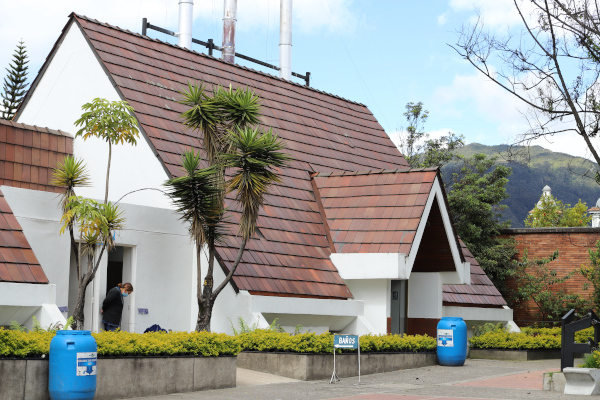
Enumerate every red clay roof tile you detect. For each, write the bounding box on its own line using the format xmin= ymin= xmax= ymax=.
xmin=0 ymin=189 xmax=48 ymax=284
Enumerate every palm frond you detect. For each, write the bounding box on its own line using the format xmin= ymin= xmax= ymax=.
xmin=165 ymin=150 xmax=225 ymax=246
xmin=216 ymin=86 xmax=261 ymax=130
xmin=222 ymin=127 xmax=291 ymax=240
xmin=58 ymin=197 xmax=125 ymax=251
xmin=51 ymin=156 xmax=91 ymax=212
xmin=179 ymin=83 xmax=223 ymax=164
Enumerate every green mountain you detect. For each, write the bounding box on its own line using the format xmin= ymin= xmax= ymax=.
xmin=441 ymin=144 xmax=600 ymax=228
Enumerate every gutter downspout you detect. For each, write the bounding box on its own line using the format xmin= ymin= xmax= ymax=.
xmin=178 ymin=0 xmax=194 ymax=49
xmin=222 ymin=0 xmax=238 ymax=63
xmin=279 ymin=0 xmax=292 ymax=80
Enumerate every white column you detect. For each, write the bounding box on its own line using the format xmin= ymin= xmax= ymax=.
xmin=178 ymin=0 xmax=194 ymax=49
xmin=222 ymin=0 xmax=237 ymax=62
xmin=279 ymin=0 xmax=293 ymax=80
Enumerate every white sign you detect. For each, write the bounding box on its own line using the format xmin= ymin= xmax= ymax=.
xmin=437 ymin=329 xmax=454 ymax=347
xmin=76 ymin=352 xmax=97 ymax=376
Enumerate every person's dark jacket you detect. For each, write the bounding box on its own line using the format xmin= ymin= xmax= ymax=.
xmin=102 ymin=287 xmax=123 ymax=325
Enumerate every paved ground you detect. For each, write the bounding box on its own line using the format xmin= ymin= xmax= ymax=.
xmin=130 ymin=359 xmax=584 ymax=400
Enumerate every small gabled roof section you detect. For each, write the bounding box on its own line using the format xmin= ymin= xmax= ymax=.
xmin=312 ymin=167 xmax=439 ymax=254
xmin=0 ymin=119 xmax=73 ymax=193
xmin=0 ymin=189 xmax=49 ymax=284
xmin=314 ymin=168 xmax=468 ymax=283
xmin=442 ymin=240 xmax=507 ymax=307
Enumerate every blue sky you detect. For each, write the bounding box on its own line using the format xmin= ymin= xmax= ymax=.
xmin=0 ymin=0 xmax=589 ymax=158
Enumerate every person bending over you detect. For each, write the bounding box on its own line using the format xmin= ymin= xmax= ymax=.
xmin=101 ymin=283 xmax=133 ymax=331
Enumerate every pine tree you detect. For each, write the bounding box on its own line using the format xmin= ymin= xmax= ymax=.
xmin=1 ymin=40 xmax=29 ymax=120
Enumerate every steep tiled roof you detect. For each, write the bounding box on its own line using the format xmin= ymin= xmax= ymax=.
xmin=67 ymin=14 xmax=410 ymax=299
xmin=0 ymin=189 xmax=49 ymax=284
xmin=0 ymin=119 xmax=73 ymax=193
xmin=312 ymin=168 xmax=437 ymax=254
xmin=442 ymin=239 xmax=507 ymax=307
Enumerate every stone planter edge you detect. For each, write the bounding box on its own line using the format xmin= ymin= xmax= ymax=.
xmin=469 ymin=348 xmax=561 ymax=361
xmin=237 ymin=351 xmax=438 ymax=381
xmin=0 ymin=355 xmax=236 ymax=400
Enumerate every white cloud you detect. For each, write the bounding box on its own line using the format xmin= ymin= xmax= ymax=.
xmin=447 ymin=0 xmax=535 ymax=28
xmin=432 ymin=70 xmax=525 ymax=124
xmin=437 ymin=13 xmax=448 ymax=26
xmin=431 ymin=70 xmax=600 ymax=159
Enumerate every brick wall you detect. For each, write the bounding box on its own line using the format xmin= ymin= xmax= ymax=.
xmin=501 ymin=228 xmax=600 ymax=324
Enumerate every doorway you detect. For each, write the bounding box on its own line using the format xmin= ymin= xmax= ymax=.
xmin=390 ymin=280 xmax=407 ymax=335
xmin=104 ymin=246 xmax=134 ymax=331
xmin=106 ymin=247 xmax=124 ymax=294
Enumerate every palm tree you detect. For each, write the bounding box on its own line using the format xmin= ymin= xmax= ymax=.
xmin=51 ymin=156 xmax=91 ymax=271
xmin=166 ymin=83 xmax=290 ymax=331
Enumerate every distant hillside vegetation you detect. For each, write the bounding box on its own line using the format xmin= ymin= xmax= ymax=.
xmin=441 ymin=144 xmax=600 ymax=228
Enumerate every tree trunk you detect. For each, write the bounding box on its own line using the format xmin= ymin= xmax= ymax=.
xmin=71 ymin=280 xmax=89 ymax=330
xmin=196 ymin=297 xmax=213 ymax=332
xmin=104 ymin=141 xmax=112 ymax=204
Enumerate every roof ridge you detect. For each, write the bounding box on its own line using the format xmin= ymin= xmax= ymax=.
xmin=71 ymin=13 xmax=367 ymax=108
xmin=0 ymin=118 xmax=72 ymax=137
xmin=312 ymin=166 xmax=439 ymax=177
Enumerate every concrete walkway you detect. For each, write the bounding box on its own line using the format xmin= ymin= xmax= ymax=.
xmin=130 ymin=359 xmax=586 ymax=400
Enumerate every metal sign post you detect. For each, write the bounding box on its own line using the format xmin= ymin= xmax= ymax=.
xmin=330 ymin=334 xmax=360 ymax=384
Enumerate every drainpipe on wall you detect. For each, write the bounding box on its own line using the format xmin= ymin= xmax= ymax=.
xmin=279 ymin=0 xmax=292 ymax=80
xmin=178 ymin=0 xmax=194 ymax=49
xmin=222 ymin=0 xmax=237 ymax=63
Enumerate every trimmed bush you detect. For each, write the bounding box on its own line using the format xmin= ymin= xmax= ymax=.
xmin=0 ymin=329 xmax=53 ymax=358
xmin=469 ymin=327 xmax=595 ymax=350
xmin=93 ymin=331 xmax=241 ymax=357
xmin=237 ymin=330 xmax=435 ymax=353
xmin=469 ymin=331 xmax=561 ymax=350
xmin=0 ymin=328 xmax=437 ymax=357
xmin=0 ymin=329 xmax=240 ymax=358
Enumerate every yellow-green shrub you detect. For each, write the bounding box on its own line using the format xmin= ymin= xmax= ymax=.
xmin=359 ymin=334 xmax=435 ymax=352
xmin=0 ymin=329 xmax=53 ymax=357
xmin=469 ymin=331 xmax=561 ymax=349
xmin=0 ymin=329 xmax=240 ymax=358
xmin=237 ymin=330 xmax=435 ymax=353
xmin=92 ymin=331 xmax=240 ymax=356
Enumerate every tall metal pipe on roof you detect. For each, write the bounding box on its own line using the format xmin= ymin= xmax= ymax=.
xmin=279 ymin=0 xmax=292 ymax=80
xmin=178 ymin=0 xmax=194 ymax=49
xmin=222 ymin=0 xmax=237 ymax=63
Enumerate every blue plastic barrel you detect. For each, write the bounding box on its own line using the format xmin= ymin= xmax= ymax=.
xmin=436 ymin=317 xmax=467 ymax=366
xmin=49 ymin=330 xmax=97 ymax=400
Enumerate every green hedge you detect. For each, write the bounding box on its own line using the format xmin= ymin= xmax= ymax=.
xmin=469 ymin=327 xmax=596 ymax=350
xmin=0 ymin=328 xmax=436 ymax=358
xmin=238 ymin=330 xmax=436 ymax=353
xmin=0 ymin=330 xmax=240 ymax=358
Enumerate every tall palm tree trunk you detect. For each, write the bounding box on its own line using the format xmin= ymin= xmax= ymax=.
xmin=104 ymin=141 xmax=112 ymax=203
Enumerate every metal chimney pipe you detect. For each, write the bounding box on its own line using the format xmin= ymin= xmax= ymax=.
xmin=222 ymin=0 xmax=237 ymax=63
xmin=178 ymin=0 xmax=194 ymax=49
xmin=279 ymin=0 xmax=292 ymax=80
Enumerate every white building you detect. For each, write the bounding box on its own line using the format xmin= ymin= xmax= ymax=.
xmin=0 ymin=12 xmax=513 ymax=335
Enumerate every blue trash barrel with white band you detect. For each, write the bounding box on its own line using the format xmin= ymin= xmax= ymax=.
xmin=437 ymin=317 xmax=467 ymax=366
xmin=49 ymin=330 xmax=97 ymax=400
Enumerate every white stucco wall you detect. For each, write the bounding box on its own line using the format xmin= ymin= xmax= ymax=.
xmin=2 ymin=186 xmax=195 ymax=333
xmin=408 ymin=272 xmax=442 ymax=319
xmin=16 ymin=21 xmax=170 ymax=209
xmin=344 ymin=279 xmax=389 ymax=335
